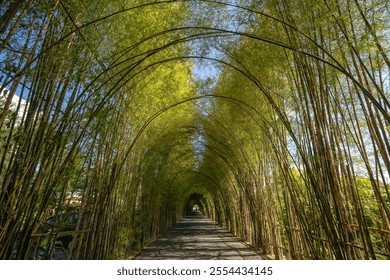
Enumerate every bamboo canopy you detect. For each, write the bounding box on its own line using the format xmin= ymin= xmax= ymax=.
xmin=0 ymin=0 xmax=389 ymax=260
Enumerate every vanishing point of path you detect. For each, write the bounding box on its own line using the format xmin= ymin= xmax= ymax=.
xmin=134 ymin=213 xmax=266 ymax=260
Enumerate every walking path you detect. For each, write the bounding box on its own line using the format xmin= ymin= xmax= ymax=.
xmin=134 ymin=213 xmax=265 ymax=260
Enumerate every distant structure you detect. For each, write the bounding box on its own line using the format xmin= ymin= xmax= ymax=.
xmin=0 ymin=88 xmax=28 ymax=124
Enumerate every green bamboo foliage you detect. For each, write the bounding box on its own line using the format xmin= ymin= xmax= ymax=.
xmin=199 ymin=0 xmax=389 ymax=259
xmin=0 ymin=0 xmax=389 ymax=260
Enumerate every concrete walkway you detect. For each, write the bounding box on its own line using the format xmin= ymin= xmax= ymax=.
xmin=134 ymin=213 xmax=265 ymax=260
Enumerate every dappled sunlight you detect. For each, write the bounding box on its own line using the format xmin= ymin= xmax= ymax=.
xmin=0 ymin=0 xmax=389 ymax=260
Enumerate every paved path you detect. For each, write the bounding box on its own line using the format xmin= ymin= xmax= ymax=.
xmin=134 ymin=213 xmax=265 ymax=260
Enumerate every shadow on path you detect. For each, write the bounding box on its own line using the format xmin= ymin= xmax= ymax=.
xmin=134 ymin=213 xmax=265 ymax=260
